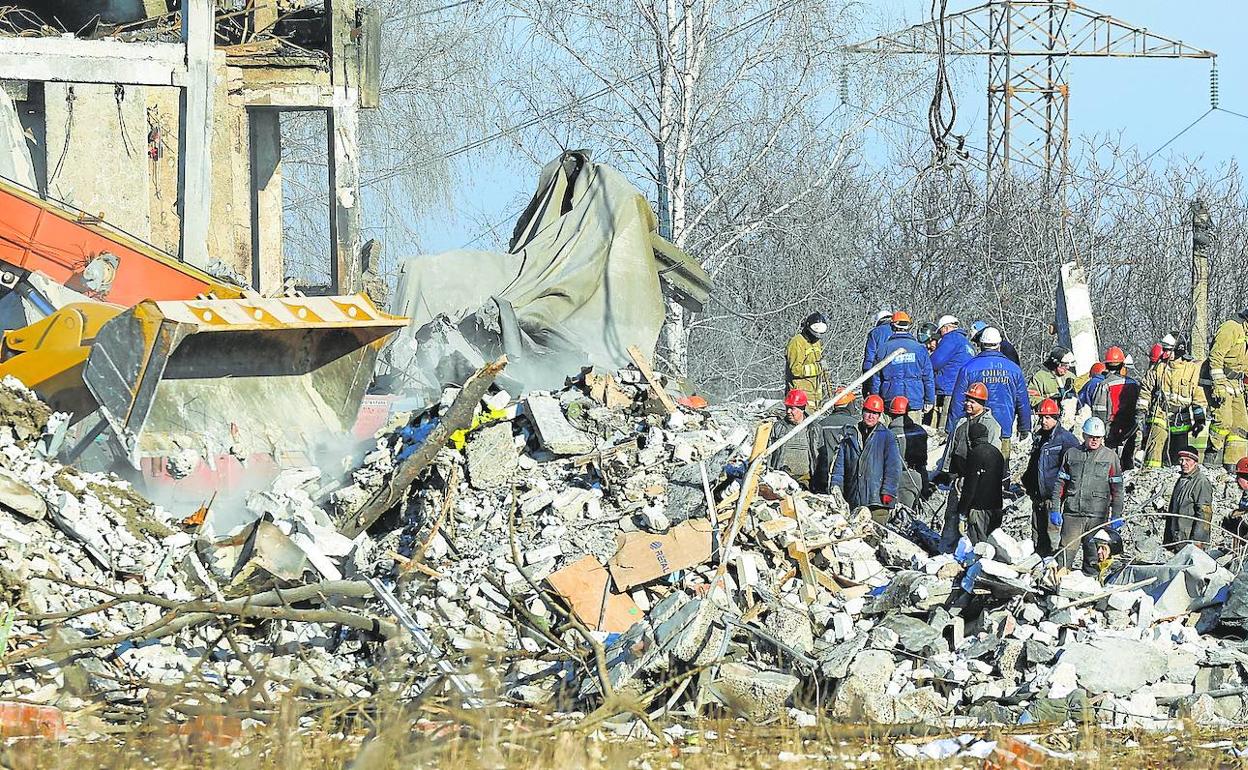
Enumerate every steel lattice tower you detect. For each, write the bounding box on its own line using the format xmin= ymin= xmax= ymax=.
xmin=847 ymin=1 xmax=1215 ymax=200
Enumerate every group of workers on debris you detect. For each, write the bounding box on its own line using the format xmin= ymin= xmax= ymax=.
xmin=776 ymin=307 xmax=1248 ymax=578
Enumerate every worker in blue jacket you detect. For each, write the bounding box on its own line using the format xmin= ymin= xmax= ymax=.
xmin=1022 ymin=399 xmax=1081 ymax=555
xmin=870 ymin=311 xmax=935 ymax=417
xmin=1077 ymin=362 xmax=1107 ymax=408
xmin=831 ymin=394 xmax=902 ymax=523
xmin=861 ymin=308 xmax=895 ymax=392
xmin=971 ymin=320 xmax=1021 ymax=366
xmin=946 ymin=326 xmax=1032 ymax=461
xmin=931 ymin=314 xmax=974 ymax=427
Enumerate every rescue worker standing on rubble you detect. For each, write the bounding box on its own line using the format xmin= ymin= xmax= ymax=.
xmin=771 ymin=389 xmax=817 ymax=487
xmin=947 ymin=326 xmax=1031 ymax=464
xmin=1091 ymin=346 xmax=1141 ymax=471
xmin=1206 ymin=307 xmax=1248 ymax=471
xmin=1049 ymin=416 xmax=1124 ymax=575
xmin=861 ymin=309 xmax=895 ymax=391
xmin=811 ymin=389 xmax=859 ymax=493
xmin=935 ymin=382 xmax=1002 ymax=550
xmin=831 ymin=394 xmax=902 ymax=524
xmin=1022 ymin=399 xmax=1080 ymax=556
xmin=1137 ymin=335 xmax=1208 ymax=469
xmin=1029 ymin=347 xmax=1078 ymax=429
xmin=956 ymin=422 xmax=1006 ymax=544
xmin=871 ymin=311 xmax=935 ymax=420
xmin=1165 ymin=449 xmax=1214 ymax=550
xmin=887 ymin=396 xmax=928 ymax=506
xmin=931 ymin=315 xmax=974 ymax=429
xmin=785 ymin=312 xmax=829 ymax=408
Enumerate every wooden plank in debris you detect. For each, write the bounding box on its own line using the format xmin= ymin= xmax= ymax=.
xmin=627 ymin=345 xmax=678 ymax=415
xmin=525 ymin=394 xmax=594 ymax=455
xmin=546 ymin=556 xmax=643 ymax=633
xmin=608 ymin=518 xmax=713 ymax=591
xmin=585 ymin=371 xmax=632 ymax=409
xmin=781 ymin=495 xmax=817 ymax=604
xmin=341 ymin=357 xmax=507 ymax=538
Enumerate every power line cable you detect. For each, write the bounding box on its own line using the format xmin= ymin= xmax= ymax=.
xmin=385 ymin=0 xmax=481 ymax=26
xmin=1111 ymin=108 xmax=1214 ymax=187
xmin=402 ymin=0 xmax=813 ymax=172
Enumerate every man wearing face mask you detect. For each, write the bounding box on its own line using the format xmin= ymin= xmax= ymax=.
xmin=786 ymin=311 xmax=830 ymax=407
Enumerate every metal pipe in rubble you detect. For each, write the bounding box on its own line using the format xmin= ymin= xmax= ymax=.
xmin=712 ymin=347 xmax=904 ymax=581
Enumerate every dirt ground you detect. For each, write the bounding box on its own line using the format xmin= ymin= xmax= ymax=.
xmin=4 ymin=710 xmax=1248 ymax=769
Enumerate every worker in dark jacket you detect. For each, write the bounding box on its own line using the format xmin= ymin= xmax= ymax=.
xmin=771 ymin=389 xmax=818 ymax=486
xmin=1165 ymin=449 xmax=1215 ymax=550
xmin=871 ymin=311 xmax=935 ymax=416
xmin=1049 ymin=417 xmax=1125 ymax=575
xmin=831 ymin=394 xmax=902 ymax=523
xmin=936 ymin=382 xmax=1002 ymax=551
xmin=811 ymin=390 xmax=859 ymax=493
xmin=957 ymin=422 xmax=1006 ymax=544
xmin=1092 ymin=345 xmax=1141 ymax=470
xmin=887 ymin=396 xmax=926 ymax=509
xmin=1022 ymin=399 xmax=1081 ymax=556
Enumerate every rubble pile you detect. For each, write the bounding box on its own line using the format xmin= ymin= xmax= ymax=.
xmin=4 ymin=367 xmax=1248 ymax=733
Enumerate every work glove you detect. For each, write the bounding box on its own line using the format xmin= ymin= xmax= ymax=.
xmin=1049 ymin=510 xmax=1063 ymax=527
xmin=1108 ymin=517 xmax=1124 ymax=532
xmin=881 ymin=494 xmax=894 ymax=506
xmin=923 ymin=404 xmax=934 ymax=414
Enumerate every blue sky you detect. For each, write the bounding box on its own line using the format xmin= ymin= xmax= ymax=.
xmin=413 ymin=1 xmax=1245 ymax=254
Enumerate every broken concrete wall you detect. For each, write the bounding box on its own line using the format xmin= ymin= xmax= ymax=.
xmin=44 ymin=82 xmax=155 ymax=243
xmin=28 ymin=59 xmax=268 ymax=282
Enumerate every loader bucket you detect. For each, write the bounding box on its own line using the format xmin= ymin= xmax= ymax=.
xmin=82 ymin=294 xmax=405 ymax=474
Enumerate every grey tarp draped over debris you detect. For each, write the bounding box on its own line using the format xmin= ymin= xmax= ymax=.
xmin=382 ymin=150 xmax=709 ymax=399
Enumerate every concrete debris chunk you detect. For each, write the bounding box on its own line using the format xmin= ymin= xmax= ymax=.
xmin=465 ymin=421 xmax=519 ymax=490
xmin=525 ymin=394 xmax=595 ymax=455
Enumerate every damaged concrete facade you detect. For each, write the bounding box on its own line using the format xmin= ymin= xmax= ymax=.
xmin=0 ymin=0 xmax=378 ymax=293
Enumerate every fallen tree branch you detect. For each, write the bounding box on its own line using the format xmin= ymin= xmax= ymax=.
xmin=342 ymin=356 xmax=508 ymax=538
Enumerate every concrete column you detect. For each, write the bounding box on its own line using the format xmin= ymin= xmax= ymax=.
xmin=327 ymin=0 xmax=361 ymax=294
xmin=249 ymin=108 xmax=284 ymax=294
xmin=178 ymin=0 xmax=214 ymax=268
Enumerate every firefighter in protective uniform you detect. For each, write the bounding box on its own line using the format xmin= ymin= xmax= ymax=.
xmin=1136 ymin=335 xmax=1208 ymax=469
xmin=785 ymin=312 xmax=829 ymax=408
xmin=1029 ymin=347 xmax=1078 ymax=429
xmin=1207 ymin=308 xmax=1248 ymax=471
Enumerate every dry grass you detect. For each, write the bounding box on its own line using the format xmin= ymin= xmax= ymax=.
xmin=3 ymin=702 xmax=1248 ymax=770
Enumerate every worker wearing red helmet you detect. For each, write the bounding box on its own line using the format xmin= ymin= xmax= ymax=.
xmin=771 ymin=388 xmax=818 ymax=486
xmin=1091 ymin=345 xmax=1142 ymax=471
xmin=886 ymin=395 xmax=928 ymax=507
xmin=1022 ymin=398 xmax=1081 ymax=556
xmin=830 ymin=393 xmax=902 ymax=523
xmin=811 ymin=388 xmax=860 ymax=493
xmin=936 ymin=381 xmax=1003 ymax=551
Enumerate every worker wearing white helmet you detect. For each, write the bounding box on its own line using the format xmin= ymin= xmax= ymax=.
xmin=861 ymin=308 xmax=896 ymax=386
xmin=1048 ymin=416 xmax=1125 ymax=575
xmin=930 ymin=313 xmax=974 ymax=428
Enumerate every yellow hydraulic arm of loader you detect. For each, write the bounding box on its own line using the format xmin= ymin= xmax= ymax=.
xmin=0 ymin=301 xmax=124 ymax=417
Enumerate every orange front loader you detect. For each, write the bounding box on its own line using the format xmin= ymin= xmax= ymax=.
xmin=0 ymin=178 xmax=405 ymax=509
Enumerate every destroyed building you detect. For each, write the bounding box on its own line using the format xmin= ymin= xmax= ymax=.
xmin=0 ymin=0 xmax=1247 ymax=759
